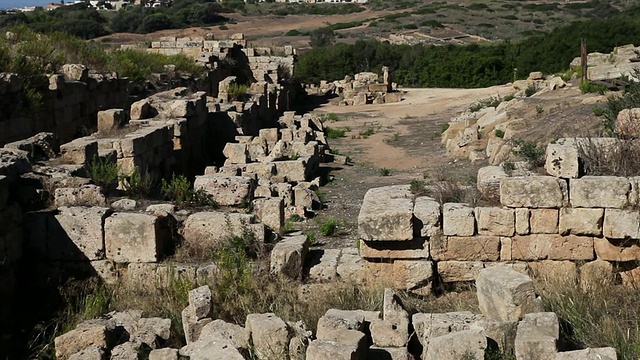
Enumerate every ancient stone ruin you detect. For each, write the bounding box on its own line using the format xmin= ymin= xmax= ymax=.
xmin=308 ymin=67 xmax=404 ymax=106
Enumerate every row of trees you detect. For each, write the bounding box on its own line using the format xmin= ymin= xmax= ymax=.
xmin=296 ymin=6 xmax=640 ymax=88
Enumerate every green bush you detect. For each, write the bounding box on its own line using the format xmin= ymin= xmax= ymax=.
xmin=593 ymin=106 xmax=605 ymax=116
xmin=88 ymin=156 xmax=120 ymax=189
xmin=359 ymin=127 xmax=376 ymax=138
xmin=579 ymin=81 xmax=608 ymax=95
xmin=227 ymin=83 xmax=248 ymax=101
xmin=602 ymin=73 xmax=640 ymax=134
xmin=495 ymin=129 xmax=505 ymax=138
xmin=325 ymin=127 xmax=347 ymax=139
xmin=511 ymin=139 xmax=546 ymax=167
xmin=160 ymin=173 xmax=191 ymax=204
xmin=524 ymin=83 xmax=540 ymax=97
xmin=318 ymin=218 xmax=339 ymax=236
xmin=285 ymin=29 xmax=303 ymax=36
xmin=469 ymin=96 xmax=501 ymax=112
xmin=410 ymin=179 xmax=428 ymax=196
xmin=122 ymin=167 xmax=154 ymax=198
xmin=379 ymin=168 xmax=391 ymax=176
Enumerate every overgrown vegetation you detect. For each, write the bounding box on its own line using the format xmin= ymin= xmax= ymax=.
xmin=227 ymin=83 xmax=248 ymax=101
xmin=469 ymin=96 xmax=501 ymax=112
xmin=325 ymin=127 xmax=347 ymax=139
xmin=579 ymin=81 xmax=608 ymax=94
xmin=88 ymin=156 xmax=120 ymax=189
xmin=511 ymin=139 xmax=546 ymax=168
xmin=576 ymin=138 xmax=640 ymax=177
xmin=601 ymin=71 xmax=640 ymax=134
xmin=318 ymin=217 xmax=339 ymax=236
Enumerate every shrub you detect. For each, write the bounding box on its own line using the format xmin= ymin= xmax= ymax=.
xmin=580 ymin=81 xmax=608 ymax=94
xmin=227 ymin=83 xmax=247 ymax=101
xmin=359 ymin=127 xmax=376 ymax=138
xmin=535 ymin=105 xmax=544 ymax=114
xmin=318 ymin=218 xmax=339 ymax=236
xmin=469 ymin=96 xmax=501 ymax=112
xmin=503 ymin=94 xmax=515 ymax=101
xmin=325 ymin=127 xmax=347 ymax=139
xmin=122 ymin=167 xmax=154 ymax=198
xmin=576 ymin=138 xmax=640 ymax=177
xmin=379 ymin=168 xmax=391 ymax=176
xmin=524 ymin=83 xmax=540 ymax=97
xmin=160 ymin=173 xmax=191 ymax=204
xmin=495 ymin=129 xmax=505 ymax=138
xmin=602 ymin=73 xmax=640 ymax=134
xmin=285 ymin=29 xmax=303 ymax=36
xmin=511 ymin=139 xmax=546 ymax=168
xmin=593 ymin=106 xmax=605 ymax=116
xmin=410 ymin=179 xmax=428 ymax=196
xmin=88 ymin=156 xmax=120 ymax=189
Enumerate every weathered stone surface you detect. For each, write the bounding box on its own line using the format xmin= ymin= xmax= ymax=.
xmin=0 ymin=175 xmax=7 ymax=209
xmin=110 ymin=342 xmax=139 ymax=360
xmin=545 ymin=142 xmax=579 ymax=178
xmin=306 ymin=340 xmax=362 ymax=360
xmin=571 ymin=176 xmax=630 ymax=208
xmin=105 ymin=212 xmax=170 ymax=263
xmin=245 ymin=313 xmax=290 ymax=360
xmin=182 ymin=212 xmax=255 ymax=251
xmin=528 ymin=260 xmax=578 ymax=284
xmin=475 ymin=207 xmax=514 ymax=236
xmin=579 ymin=260 xmax=614 ymax=291
xmin=193 ymin=175 xmax=253 ymax=206
xmin=424 ymin=327 xmax=487 ymax=360
xmin=189 ymin=286 xmax=212 ymax=321
xmin=430 ymin=235 xmax=500 ymax=261
xmin=198 ymin=320 xmax=250 ymax=354
xmin=336 ymin=250 xmax=367 ymax=284
xmin=603 ymin=209 xmax=640 ymax=239
xmin=367 ymin=347 xmax=413 ymax=360
xmin=594 ymin=237 xmax=640 ymax=261
xmin=60 ymin=138 xmax=98 ymax=166
xmin=477 ymin=166 xmax=507 ymax=198
xmin=529 ymin=209 xmax=558 ymax=234
xmin=97 ymin=109 xmax=125 ymax=133
xmin=4 ymin=132 xmax=59 ymax=161
xmin=359 ymin=238 xmax=428 ymax=260
xmin=132 ymin=317 xmax=172 ymax=349
xmin=556 ymin=348 xmax=617 ymax=360
xmin=0 ymin=149 xmax=32 ymax=179
xmin=515 ymin=312 xmax=559 ymax=360
xmin=308 ymin=249 xmax=340 ymax=282
xmin=437 ymin=261 xmax=486 ymax=282
xmin=559 ymin=208 xmax=603 ymax=236
xmin=443 ymin=203 xmax=475 ymax=236
xmin=476 ymin=267 xmax=543 ymax=322
xmin=223 ymin=143 xmax=249 ymax=164
xmin=274 ymin=160 xmax=308 ymax=182
xmin=500 ymin=177 xmax=568 ymax=208
xmin=68 ymin=345 xmax=106 ymax=360
xmin=91 ymin=260 xmax=118 ymax=284
xmin=370 ymin=288 xmax=409 ymax=347
xmin=252 ymin=197 xmax=284 ymax=231
xmin=111 ymin=198 xmax=136 ymax=211
xmin=51 ymin=206 xmax=110 ymax=260
xmin=477 ymin=319 xmax=517 ymax=355
xmin=61 ymin=64 xmax=88 ymax=82
xmin=270 ymin=234 xmax=310 ymax=279
xmin=413 ymin=197 xmax=440 ymax=237
xmin=316 ymin=309 xmax=366 ymax=337
xmin=55 ymin=185 xmax=107 ymax=207
xmin=511 ymin=235 xmax=594 ymax=261
xmin=515 ymin=208 xmax=531 ymax=235
xmin=366 ymin=260 xmax=434 ymax=292
xmin=149 ymin=348 xmax=178 ymax=360
xmin=54 ymin=321 xmax=107 ymax=360
xmin=179 ymin=337 xmax=244 ymax=360
xmin=182 ymin=307 xmax=212 ymax=344
xmin=358 ymin=186 xmax=414 ymax=241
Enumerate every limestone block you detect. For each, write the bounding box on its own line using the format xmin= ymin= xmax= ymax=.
xmin=104 ymin=212 xmax=170 ymax=263
xmin=197 ymin=319 xmax=250 ymax=354
xmin=272 ymin=183 xmax=294 ymax=206
xmin=359 ymin=238 xmax=429 ymax=260
xmin=54 ymin=320 xmax=108 ymax=360
xmin=193 ymin=175 xmax=254 ymax=206
xmin=259 ymin=128 xmax=279 ymax=145
xmin=413 ymin=197 xmax=440 ymax=237
xmin=55 ymin=185 xmax=107 ymax=207
xmin=559 ymin=208 xmax=604 ymax=236
xmin=223 ymin=143 xmax=249 ymax=164
xmin=132 ymin=317 xmax=172 ymax=349
xmin=570 ymin=176 xmax=630 ymax=208
xmin=68 ymin=345 xmax=106 ymax=360
xmin=530 ymin=209 xmax=558 ymax=234
xmin=306 ymin=340 xmax=363 ymax=360
xmin=556 ymin=348 xmax=617 ymax=360
xmin=317 ymin=309 xmax=365 ymax=335
xmin=182 ymin=212 xmax=255 ymax=250
xmin=515 ymin=208 xmax=531 ymax=235
xmin=242 ymin=163 xmax=275 ymax=180
xmin=274 ymin=159 xmax=308 ymax=182
xmin=528 ymin=260 xmax=578 ymax=284
xmin=0 ymin=149 xmax=32 ymax=180
xmin=245 ymin=313 xmax=290 ymax=360
xmin=366 ymin=260 xmax=434 ymax=292
xmin=182 ymin=307 xmax=212 ymax=344
xmin=477 ymin=166 xmax=508 ymax=198
xmin=252 ymin=197 xmax=284 ymax=231
xmin=437 ymin=261 xmax=486 ymax=282
xmin=500 ymin=176 xmax=568 ymax=208
xmin=61 ymin=64 xmax=88 ymax=82
xmin=130 ymin=99 xmax=152 ymax=120
xmin=367 ymin=347 xmax=412 ymax=360
xmin=179 ymin=337 xmax=244 ymax=359
xmin=308 ymin=249 xmax=340 ymax=282
xmin=188 ymin=286 xmax=212 ymax=321
xmin=358 ymin=186 xmax=414 ymax=241
xmin=579 ymin=260 xmax=614 ymax=291
xmin=51 ymin=206 xmax=110 ymax=261
xmin=424 ymin=327 xmax=487 ymax=360
xmin=476 ymin=267 xmax=543 ymax=322
xmin=476 ymin=320 xmax=517 ymax=355
xmin=603 ymin=209 xmax=640 ymax=239
xmin=293 ymin=185 xmax=320 ymax=209
xmin=476 ymin=207 xmax=514 ymax=236
xmin=4 ymin=132 xmax=59 ymax=161
xmin=111 ymin=198 xmax=136 ymax=211
xmin=146 ymin=204 xmax=176 ymax=216
xmin=336 ymin=251 xmax=367 ymax=284
xmin=412 ymin=311 xmax=482 ymax=352
xmin=91 ymin=260 xmax=118 ymax=285
xmin=616 ymin=108 xmax=640 ymax=138
xmin=60 ymin=138 xmax=98 ymax=165
xmin=97 ymin=109 xmax=125 ymax=133
xmin=511 ymin=234 xmax=594 ymax=261
xmin=514 ymin=313 xmax=559 ymax=360
xmin=149 ymin=348 xmax=178 ymax=360
xmin=545 ymin=142 xmax=579 ymax=178
xmin=594 ymin=237 xmax=640 ymax=261
xmin=370 ymin=288 xmax=409 ymax=347
xmin=443 ymin=203 xmax=475 ymax=236
xmin=270 ymin=235 xmax=310 ymax=279
xmin=431 ymin=235 xmax=500 ymax=261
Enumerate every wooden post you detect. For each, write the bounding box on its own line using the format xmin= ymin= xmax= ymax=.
xmin=581 ymin=38 xmax=588 ymax=82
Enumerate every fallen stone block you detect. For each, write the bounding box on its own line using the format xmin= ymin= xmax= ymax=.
xmin=179 ymin=337 xmax=244 ymax=359
xmin=514 ymin=312 xmax=559 ymax=360
xmin=358 ymin=186 xmax=414 ymax=241
xmin=193 ymin=174 xmax=254 ymax=206
xmin=412 ymin=311 xmax=482 ymax=350
xmin=367 ymin=347 xmax=413 ymax=360
xmin=223 ymin=143 xmax=249 ymax=164
xmin=188 ymin=286 xmax=212 ymax=321
xmin=97 ymin=109 xmax=125 ymax=133
xmin=306 ymin=340 xmax=364 ymax=360
xmin=0 ymin=149 xmax=32 ymax=180
xmin=104 ymin=212 xmax=171 ymax=263
xmin=424 ymin=327 xmax=487 ymax=360
xmin=270 ymin=234 xmax=310 ymax=279
xmin=60 ymin=138 xmax=98 ymax=166
xmin=50 ymin=206 xmax=110 ymax=261
xmin=54 ymin=320 xmax=108 ymax=360
xmin=556 ymin=347 xmax=617 ymax=360
xmin=308 ymin=249 xmax=341 ymax=282
xmin=413 ymin=196 xmax=440 ymax=237
xmin=545 ymin=141 xmax=579 ymax=178
xmin=246 ymin=313 xmax=290 ymax=360
xmin=476 ymin=267 xmax=543 ymax=322
xmin=149 ymin=348 xmax=178 ymax=360
xmin=198 ymin=320 xmax=250 ymax=355
xmin=252 ymin=197 xmax=284 ymax=231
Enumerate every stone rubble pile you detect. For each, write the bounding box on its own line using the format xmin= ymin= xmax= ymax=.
xmin=309 ymin=68 xmax=403 ymax=106
xmin=569 ymin=44 xmax=640 ymax=82
xmin=54 ymin=268 xmax=617 ymax=359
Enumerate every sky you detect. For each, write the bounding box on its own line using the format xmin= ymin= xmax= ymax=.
xmin=1 ymin=0 xmax=59 ymax=9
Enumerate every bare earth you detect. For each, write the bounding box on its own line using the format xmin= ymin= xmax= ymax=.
xmin=307 ymin=84 xmax=604 ymax=248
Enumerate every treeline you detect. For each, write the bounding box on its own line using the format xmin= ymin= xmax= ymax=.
xmin=0 ymin=0 xmax=232 ymax=39
xmin=295 ymin=6 xmax=640 ymax=87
